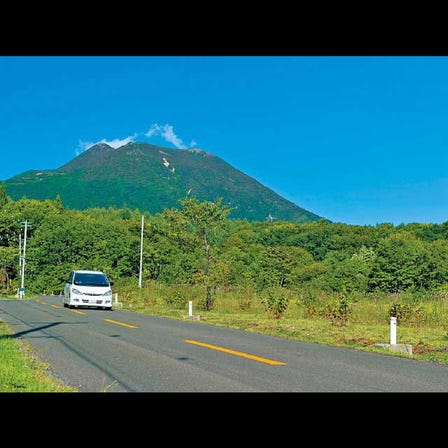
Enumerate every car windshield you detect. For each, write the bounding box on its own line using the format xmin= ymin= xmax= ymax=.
xmin=74 ymin=273 xmax=109 ymax=287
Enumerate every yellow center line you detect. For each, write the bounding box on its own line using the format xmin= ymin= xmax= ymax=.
xmin=104 ymin=318 xmax=139 ymax=329
xmin=184 ymin=339 xmax=286 ymax=365
xmin=70 ymin=309 xmax=86 ymax=315
xmin=51 ymin=304 xmax=62 ymax=309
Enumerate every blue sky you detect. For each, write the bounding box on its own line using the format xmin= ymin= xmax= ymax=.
xmin=1 ymin=55 xmax=447 ymax=226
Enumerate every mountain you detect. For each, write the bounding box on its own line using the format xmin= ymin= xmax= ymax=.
xmin=3 ymin=142 xmax=323 ymax=222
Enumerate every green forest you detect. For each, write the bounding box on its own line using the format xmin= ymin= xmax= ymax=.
xmin=2 ymin=181 xmax=448 ymax=313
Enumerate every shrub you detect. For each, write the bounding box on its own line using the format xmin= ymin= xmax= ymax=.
xmin=261 ymin=287 xmax=289 ymax=319
xmin=388 ymin=302 xmax=412 ymax=323
xmin=163 ymin=284 xmax=191 ymax=309
xmin=298 ymin=288 xmax=324 ymax=318
xmin=326 ymin=297 xmax=352 ymax=326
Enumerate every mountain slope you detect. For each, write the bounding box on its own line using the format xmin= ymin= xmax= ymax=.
xmin=4 ymin=142 xmax=323 ymax=222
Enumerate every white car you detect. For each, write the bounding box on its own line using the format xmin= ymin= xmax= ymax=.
xmin=63 ymin=270 xmax=113 ymax=310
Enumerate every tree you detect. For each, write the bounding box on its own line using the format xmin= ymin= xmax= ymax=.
xmin=0 ymin=246 xmax=17 ymax=293
xmin=178 ymin=197 xmax=232 ymax=310
xmin=257 ymin=245 xmax=315 ymax=289
xmin=0 ymin=183 xmax=10 ymax=207
xmin=318 ymin=246 xmax=376 ymax=294
xmin=368 ymin=231 xmax=432 ymax=292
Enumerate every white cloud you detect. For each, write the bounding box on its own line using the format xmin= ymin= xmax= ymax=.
xmin=145 ymin=124 xmax=161 ymax=138
xmin=161 ymin=124 xmax=186 ymax=149
xmin=76 ymin=140 xmax=95 ymax=155
xmin=75 ymin=134 xmax=137 ymax=155
xmin=99 ymin=134 xmax=137 ymax=149
xmin=76 ymin=124 xmax=196 ymax=156
xmin=145 ymin=123 xmax=190 ymax=149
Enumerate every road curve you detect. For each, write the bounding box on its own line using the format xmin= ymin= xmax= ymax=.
xmin=1 ymin=295 xmax=448 ymax=392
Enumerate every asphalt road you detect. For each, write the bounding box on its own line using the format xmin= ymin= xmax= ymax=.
xmin=1 ymin=295 xmax=448 ymax=392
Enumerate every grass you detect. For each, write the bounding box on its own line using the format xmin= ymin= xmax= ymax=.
xmin=117 ymin=281 xmax=448 ymax=365
xmin=0 ymin=320 xmax=76 ymax=392
xmin=121 ymin=303 xmax=448 ymax=364
xmin=1 ymin=282 xmax=448 ymax=391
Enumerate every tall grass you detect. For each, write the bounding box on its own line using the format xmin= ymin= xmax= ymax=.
xmin=115 ymin=280 xmax=448 ymax=328
xmin=114 ymin=280 xmax=448 ymax=364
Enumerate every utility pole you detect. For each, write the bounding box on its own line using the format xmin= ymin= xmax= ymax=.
xmin=138 ymin=215 xmax=144 ymax=288
xmin=19 ymin=220 xmax=29 ymax=298
xmin=18 ymin=233 xmax=22 ymax=267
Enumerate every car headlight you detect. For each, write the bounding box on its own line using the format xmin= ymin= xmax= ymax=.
xmin=102 ymin=290 xmax=112 ymax=296
xmin=72 ymin=289 xmax=83 ymax=295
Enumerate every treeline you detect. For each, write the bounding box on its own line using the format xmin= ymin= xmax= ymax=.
xmin=1 ymin=186 xmax=448 ymax=302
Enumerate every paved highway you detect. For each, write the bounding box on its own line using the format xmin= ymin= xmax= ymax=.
xmin=1 ymin=295 xmax=448 ymax=392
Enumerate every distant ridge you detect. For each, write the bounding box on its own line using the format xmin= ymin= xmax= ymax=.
xmin=4 ymin=142 xmax=323 ymax=223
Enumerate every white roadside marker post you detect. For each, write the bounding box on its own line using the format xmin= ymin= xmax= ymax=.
xmin=183 ymin=300 xmax=200 ymax=320
xmin=390 ymin=316 xmax=397 ymax=345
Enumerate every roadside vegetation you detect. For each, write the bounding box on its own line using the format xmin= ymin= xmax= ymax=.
xmin=114 ymin=280 xmax=448 ymax=365
xmin=0 ymin=319 xmax=75 ymax=392
xmin=1 ymin=186 xmax=448 ymax=390
xmin=2 ymin=282 xmax=447 ymax=392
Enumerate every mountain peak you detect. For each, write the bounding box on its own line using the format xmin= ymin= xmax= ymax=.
xmin=4 ymin=141 xmax=323 ymax=223
xmin=89 ymin=142 xmax=114 ymax=151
